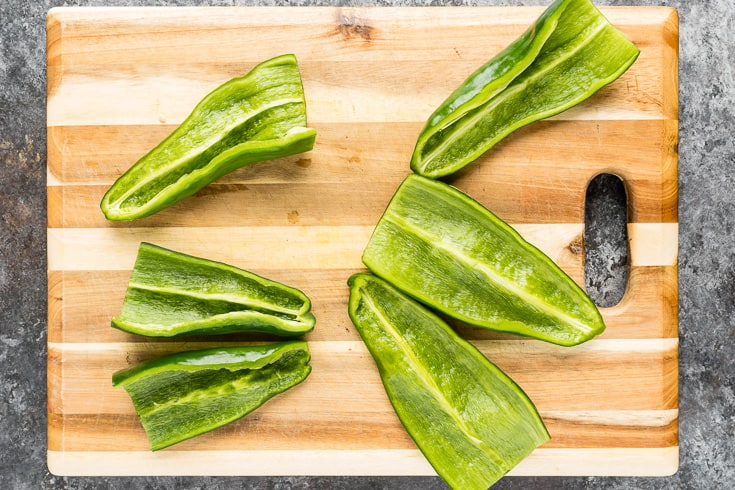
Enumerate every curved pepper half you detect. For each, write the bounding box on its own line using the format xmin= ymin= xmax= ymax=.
xmin=348 ymin=273 xmax=549 ymax=490
xmin=410 ymin=0 xmax=640 ymax=178
xmin=101 ymin=54 xmax=317 ymax=221
xmin=112 ymin=341 xmax=311 ymax=450
xmin=362 ymin=174 xmax=605 ymax=346
xmin=112 ymin=242 xmax=316 ymax=337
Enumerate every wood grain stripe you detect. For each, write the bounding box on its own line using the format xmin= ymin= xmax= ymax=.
xmin=48 ymin=339 xmax=678 ymax=415
xmin=47 ymin=223 xmax=676 ymax=272
xmin=47 ymin=409 xmax=677 ymax=452
xmin=47 ymin=71 xmax=665 ymax=127
xmin=50 ymin=338 xmax=678 ymax=354
xmin=47 ymin=120 xmax=676 ymax=187
xmin=46 ymin=118 xmax=678 ymax=226
xmin=47 ymin=266 xmax=677 ymax=344
xmin=47 ymin=226 xmax=371 ymax=272
xmin=47 ymin=61 xmax=665 ymax=121
xmin=47 ymin=447 xmax=679 ymax=477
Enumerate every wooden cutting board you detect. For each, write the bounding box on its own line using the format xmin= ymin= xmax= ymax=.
xmin=46 ymin=6 xmax=679 ymax=478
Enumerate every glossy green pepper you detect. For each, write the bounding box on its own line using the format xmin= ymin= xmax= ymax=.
xmin=362 ymin=174 xmax=605 ymax=346
xmin=100 ymin=54 xmax=317 ymax=221
xmin=112 ymin=242 xmax=315 ymax=337
xmin=348 ymin=273 xmax=549 ymax=490
xmin=410 ymin=0 xmax=640 ymax=178
xmin=112 ymin=341 xmax=311 ymax=451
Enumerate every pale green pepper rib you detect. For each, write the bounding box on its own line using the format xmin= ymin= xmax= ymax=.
xmin=348 ymin=273 xmax=549 ymax=490
xmin=411 ymin=0 xmax=640 ymax=178
xmin=386 ymin=212 xmax=595 ymax=336
xmin=362 ymin=174 xmax=605 ymax=346
xmin=111 ymin=242 xmax=316 ymax=337
xmin=101 ymin=53 xmax=316 ymax=221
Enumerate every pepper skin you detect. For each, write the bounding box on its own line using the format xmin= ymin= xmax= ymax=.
xmin=112 ymin=341 xmax=311 ymax=451
xmin=348 ymin=273 xmax=550 ymax=490
xmin=100 ymin=54 xmax=316 ymax=221
xmin=410 ymin=0 xmax=640 ymax=178
xmin=362 ymin=174 xmax=605 ymax=346
xmin=111 ymin=242 xmax=316 ymax=337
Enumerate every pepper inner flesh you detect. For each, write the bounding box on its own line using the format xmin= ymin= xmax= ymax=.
xmin=362 ymin=174 xmax=605 ymax=346
xmin=116 ymin=344 xmax=311 ymax=451
xmin=348 ymin=273 xmax=549 ymax=490
xmin=101 ymin=54 xmax=316 ymax=221
xmin=112 ymin=242 xmax=315 ymax=337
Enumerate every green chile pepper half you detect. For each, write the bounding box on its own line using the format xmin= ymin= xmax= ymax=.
xmin=112 ymin=341 xmax=311 ymax=451
xmin=410 ymin=0 xmax=640 ymax=178
xmin=100 ymin=54 xmax=317 ymax=221
xmin=362 ymin=174 xmax=605 ymax=346
xmin=112 ymin=242 xmax=316 ymax=337
xmin=348 ymin=273 xmax=549 ymax=490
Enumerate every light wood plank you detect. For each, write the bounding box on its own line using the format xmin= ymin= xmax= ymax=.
xmin=47 ymin=447 xmax=679 ymax=477
xmin=628 ymin=223 xmax=678 ymax=266
xmin=47 ymin=222 xmax=675 ymax=272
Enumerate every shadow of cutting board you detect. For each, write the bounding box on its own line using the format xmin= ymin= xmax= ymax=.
xmin=46 ymin=6 xmax=679 ymax=478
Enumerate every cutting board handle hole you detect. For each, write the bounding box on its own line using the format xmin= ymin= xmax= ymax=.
xmin=584 ymin=173 xmax=629 ymax=308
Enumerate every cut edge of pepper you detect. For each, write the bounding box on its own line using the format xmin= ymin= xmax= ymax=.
xmin=111 ymin=340 xmax=310 ymax=388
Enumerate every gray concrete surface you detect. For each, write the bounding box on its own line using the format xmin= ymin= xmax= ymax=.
xmin=1 ymin=0 xmax=733 ymax=488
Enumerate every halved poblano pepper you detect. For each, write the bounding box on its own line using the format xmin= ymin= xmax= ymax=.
xmin=410 ymin=0 xmax=640 ymax=178
xmin=112 ymin=242 xmax=315 ymax=337
xmin=362 ymin=174 xmax=605 ymax=346
xmin=348 ymin=273 xmax=549 ymax=490
xmin=112 ymin=341 xmax=311 ymax=450
xmin=100 ymin=54 xmax=317 ymax=221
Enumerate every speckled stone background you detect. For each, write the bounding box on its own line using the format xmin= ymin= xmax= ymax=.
xmin=1 ymin=0 xmax=733 ymax=488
